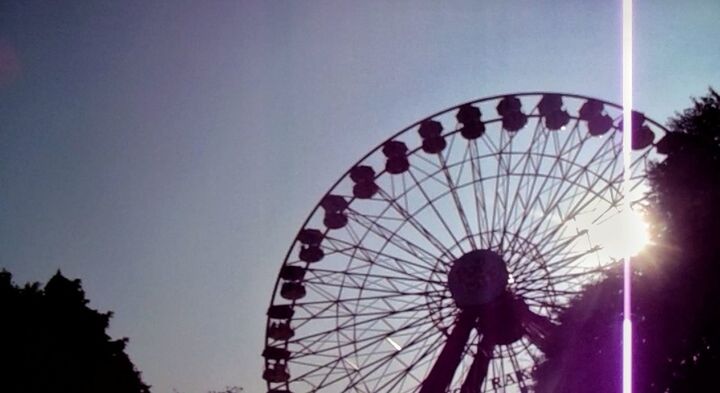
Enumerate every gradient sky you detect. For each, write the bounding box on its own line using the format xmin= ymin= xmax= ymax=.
xmin=1 ymin=1 xmax=718 ymax=392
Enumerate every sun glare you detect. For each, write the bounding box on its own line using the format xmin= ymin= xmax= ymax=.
xmin=590 ymin=209 xmax=650 ymax=259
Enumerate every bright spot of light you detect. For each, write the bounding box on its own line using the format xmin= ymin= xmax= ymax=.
xmin=344 ymin=359 xmax=359 ymax=371
xmin=623 ymin=319 xmax=633 ymax=393
xmin=386 ymin=337 xmax=402 ymax=351
xmin=590 ymin=209 xmax=650 ymax=259
xmin=622 ymin=0 xmax=635 ymax=391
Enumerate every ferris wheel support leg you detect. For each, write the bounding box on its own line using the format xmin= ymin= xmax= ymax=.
xmin=419 ymin=311 xmax=477 ymax=393
xmin=459 ymin=339 xmax=494 ymax=393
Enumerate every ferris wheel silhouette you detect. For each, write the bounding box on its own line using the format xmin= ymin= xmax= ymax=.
xmin=263 ymin=92 xmax=666 ymax=393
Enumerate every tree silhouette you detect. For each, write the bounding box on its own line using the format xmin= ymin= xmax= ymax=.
xmin=533 ymin=89 xmax=720 ymax=392
xmin=0 ymin=270 xmax=150 ymax=393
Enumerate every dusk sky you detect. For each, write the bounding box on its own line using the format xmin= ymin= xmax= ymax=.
xmin=1 ymin=1 xmax=718 ymax=392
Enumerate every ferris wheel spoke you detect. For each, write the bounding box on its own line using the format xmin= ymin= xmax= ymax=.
xmin=515 ymin=176 xmax=599 ymax=251
xmin=343 ymin=318 xmax=447 ymax=393
xmin=376 ymin=355 xmax=424 ymax=393
xmin=302 ymin=281 xmax=432 ymax=303
xmin=403 ymin=321 xmax=456 ymax=369
xmin=339 ymin=217 xmax=396 ymax=278
xmin=369 ymin=345 xmax=450 ymax=393
xmin=507 ymin=225 xmax=586 ymax=281
xmin=308 ymin=246 xmax=438 ymax=286
xmin=525 ymin=171 xmax=621 ymax=257
xmin=514 ymin=229 xmax=595 ymax=276
xmin=500 ymin=164 xmax=611 ymax=239
xmin=517 ymin=336 xmax=542 ymax=365
xmin=525 ymin=272 xmax=604 ymax=299
xmin=291 ymin=283 xmax=431 ymax=331
xmin=322 ymin=235 xmax=440 ymax=277
xmin=518 ymin=145 xmax=623 ymax=256
xmin=504 ymin=124 xmax=556 ymax=236
xmin=501 ymin=121 xmax=551 ymax=236
xmin=493 ymin=345 xmax=509 ymax=393
xmin=489 ymin=128 xmax=515 ymax=249
xmin=494 ymin=126 xmax=568 ymax=247
xmin=289 ymin=302 xmax=432 ymax=355
xmin=503 ymin=124 xmax=614 ymax=248
xmin=295 ymin=294 xmax=436 ymax=323
xmin=443 ymin=127 xmax=463 ymax=162
xmin=554 ymin=160 xmax=624 ymax=224
xmin=299 ymin=277 xmax=352 ymax=308
xmin=469 ymin=141 xmax=492 ymax=249
xmin=501 ymin=345 xmax=527 ymax=391
xmin=451 ymin=135 xmax=474 ymax=187
xmin=362 ymin=340 xmax=428 ymax=393
xmin=507 ymin=181 xmax=589 ymax=245
xmin=388 ymin=167 xmax=464 ymax=252
xmin=402 ymin=157 xmax=456 ymax=198
xmin=548 ymin=133 xmax=620 ymax=200
xmin=308 ymin=355 xmax=347 ymax=392
xmin=478 ymin=119 xmax=504 ymax=154
xmin=290 ymin=306 xmax=435 ymax=367
xmin=337 ymin=184 xmax=447 ymax=269
xmin=292 ymin=290 xmax=435 ymax=312
xmin=400 ymin=169 xmax=465 ymax=254
xmin=342 ymin=314 xmax=433 ymax=361
xmin=316 ymin=263 xmax=434 ymax=295
xmin=304 ymin=312 xmax=442 ymax=392
xmin=472 ymin=130 xmax=504 ymax=248
xmin=437 ymin=150 xmax=478 ymax=250
xmin=517 ymin=264 xmax=606 ymax=294
xmin=340 ymin=205 xmax=429 ymax=268
xmin=345 ymin=209 xmax=447 ymax=267
xmin=540 ymin=248 xmax=608 ymax=278
xmin=515 ymin=270 xmax=599 ymax=304
xmin=308 ymin=267 xmax=441 ymax=287
xmin=356 ymin=310 xmax=447 ymax=368
xmin=506 ymin=341 xmax=533 ymax=391
xmin=346 ymin=204 xmax=447 ymax=262
xmin=346 ymin=174 xmax=453 ymax=263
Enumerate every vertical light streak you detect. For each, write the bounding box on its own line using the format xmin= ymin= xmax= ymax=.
xmin=622 ymin=1 xmax=633 ymax=393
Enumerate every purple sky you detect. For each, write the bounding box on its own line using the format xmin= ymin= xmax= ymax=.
xmin=1 ymin=1 xmax=718 ymax=392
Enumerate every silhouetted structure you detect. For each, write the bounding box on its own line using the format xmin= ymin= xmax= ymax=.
xmin=262 ymin=93 xmax=667 ymax=393
xmin=533 ymin=89 xmax=720 ymax=392
xmin=0 ymin=270 xmax=150 ymax=393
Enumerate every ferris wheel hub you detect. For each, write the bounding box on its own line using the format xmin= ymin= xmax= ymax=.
xmin=447 ymin=249 xmax=509 ymax=308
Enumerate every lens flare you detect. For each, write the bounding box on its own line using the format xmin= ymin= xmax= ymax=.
xmin=589 ymin=209 xmax=649 ymax=259
xmin=622 ymin=0 xmax=634 ymax=392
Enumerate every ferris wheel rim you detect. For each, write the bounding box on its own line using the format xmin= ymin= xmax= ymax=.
xmin=263 ymin=91 xmax=668 ymax=393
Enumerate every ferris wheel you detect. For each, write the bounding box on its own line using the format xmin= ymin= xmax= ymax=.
xmin=262 ymin=92 xmax=667 ymax=393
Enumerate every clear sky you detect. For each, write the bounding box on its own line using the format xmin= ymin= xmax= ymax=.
xmin=0 ymin=1 xmax=718 ymax=392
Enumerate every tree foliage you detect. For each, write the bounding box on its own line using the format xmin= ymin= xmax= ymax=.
xmin=0 ymin=270 xmax=150 ymax=393
xmin=533 ymin=89 xmax=720 ymax=392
